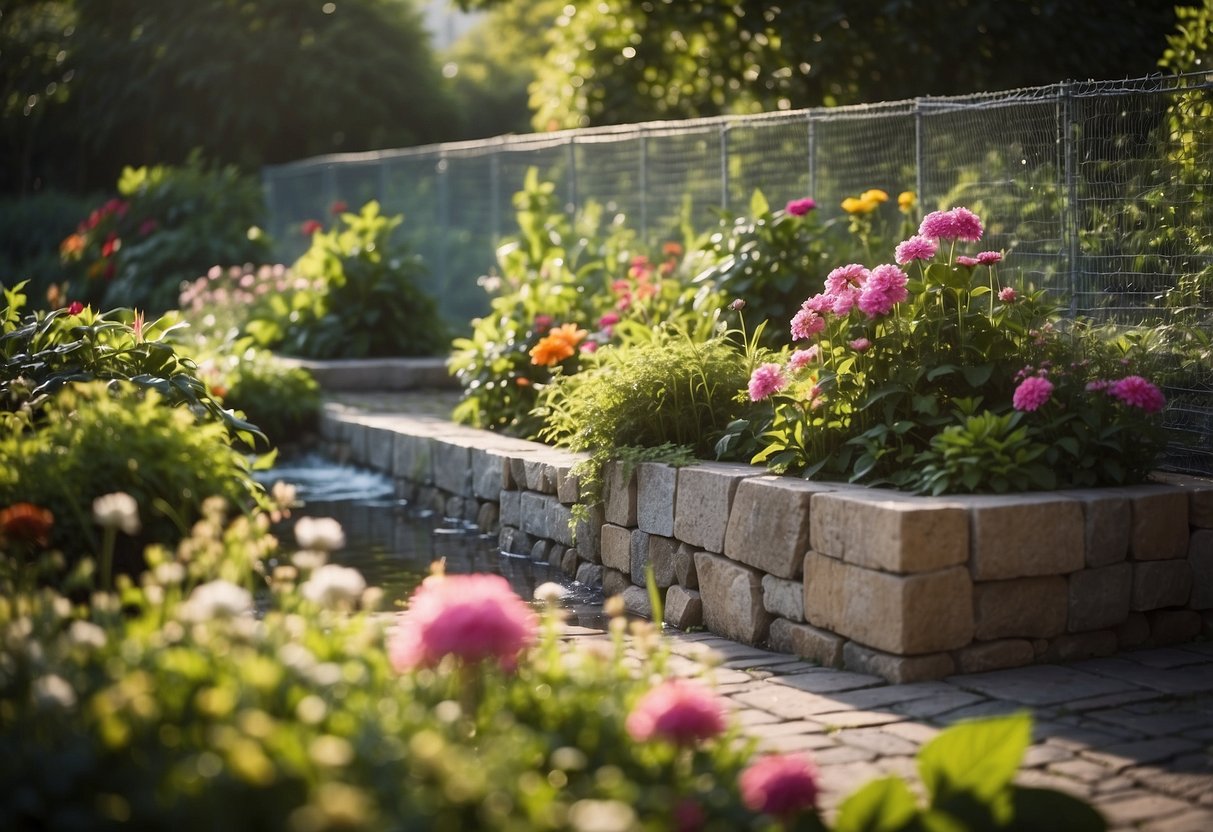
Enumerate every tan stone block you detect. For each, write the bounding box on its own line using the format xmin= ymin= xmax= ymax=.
xmin=1039 ymin=631 xmax=1117 ymax=662
xmin=767 ymin=618 xmax=845 ymax=667
xmin=1188 ymin=530 xmax=1213 ymax=610
xmin=1132 ymin=560 xmax=1193 ymax=611
xmin=1149 ymin=472 xmax=1213 ymax=529
xmin=638 ymin=534 xmax=678 ymax=589
xmin=600 ymin=524 xmax=632 ymax=572
xmin=1056 ymin=489 xmax=1131 ymax=567
xmin=803 ymin=551 xmax=973 ymax=655
xmin=954 ymin=640 xmax=1035 ymax=674
xmin=842 ymin=642 xmax=956 ymax=684
xmin=965 ymin=494 xmax=1084 ymax=579
xmin=694 ymin=552 xmax=771 ymax=645
xmin=603 ymin=568 xmax=630 ymax=597
xmin=636 ymin=463 xmax=678 ymax=537
xmin=974 ymin=576 xmax=1067 ymax=639
xmin=604 ymin=461 xmax=637 ymax=526
xmin=621 ymin=585 xmax=651 ymax=618
xmin=1127 ymin=486 xmax=1189 ymax=560
xmin=762 ymin=574 xmax=805 ymax=623
xmin=674 ymin=542 xmax=700 ymax=589
xmin=664 ymin=585 xmax=703 ymax=630
xmin=674 ymin=463 xmax=759 ymax=552
xmin=809 ymin=490 xmax=969 ymax=574
xmin=1068 ymin=563 xmax=1132 ymax=632
xmin=574 ymin=504 xmax=604 ymax=565
xmin=724 ymin=476 xmax=831 ymax=579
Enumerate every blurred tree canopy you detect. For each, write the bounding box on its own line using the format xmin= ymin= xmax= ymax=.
xmin=2 ymin=0 xmax=457 ymax=194
xmin=459 ymin=0 xmax=1183 ymax=131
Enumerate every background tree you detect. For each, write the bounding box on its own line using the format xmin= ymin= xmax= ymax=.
xmin=462 ymin=0 xmax=1182 ymax=131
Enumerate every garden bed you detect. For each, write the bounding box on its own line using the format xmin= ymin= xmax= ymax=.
xmin=319 ymin=404 xmax=1213 ymax=683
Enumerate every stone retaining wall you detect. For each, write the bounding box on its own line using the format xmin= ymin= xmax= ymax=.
xmin=320 ymin=405 xmax=1213 ymax=683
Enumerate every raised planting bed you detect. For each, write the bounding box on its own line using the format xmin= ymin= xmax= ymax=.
xmin=320 ymin=405 xmax=1213 ymax=683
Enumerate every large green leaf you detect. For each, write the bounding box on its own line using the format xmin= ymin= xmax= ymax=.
xmin=918 ymin=713 xmax=1032 ymax=803
xmin=833 ymin=777 xmax=919 ymax=832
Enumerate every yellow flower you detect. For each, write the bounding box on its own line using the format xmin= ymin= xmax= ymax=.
xmin=898 ymin=191 xmax=916 ymax=211
xmin=841 ymin=196 xmax=879 ymax=215
xmin=861 ymin=189 xmax=889 ymax=204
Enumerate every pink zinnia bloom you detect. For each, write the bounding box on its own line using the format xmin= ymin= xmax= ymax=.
xmin=894 ymin=235 xmax=938 ymax=265
xmin=1109 ymin=375 xmax=1166 ymax=413
xmin=918 ymin=210 xmax=957 ymax=239
xmin=740 ymin=753 xmax=820 ymax=817
xmin=748 ymin=363 xmax=789 ymax=401
xmin=849 ymin=337 xmax=872 ymax=353
xmin=580 ymin=340 xmax=598 ymax=353
xmin=977 ymin=251 xmax=1003 ymax=265
xmin=951 ymin=207 xmax=984 ymax=242
xmin=388 ymin=574 xmax=538 ymax=671
xmin=1012 ymin=375 xmax=1054 ymax=412
xmin=790 ymin=307 xmax=826 ymax=341
xmin=955 ymin=255 xmax=980 ymax=267
xmin=785 ymin=197 xmax=817 ymax=216
xmin=858 ymin=264 xmax=908 ymax=318
xmin=803 ymin=293 xmax=833 ymax=315
xmin=830 ymin=287 xmax=861 ymax=316
xmin=998 ymin=287 xmax=1017 ymax=303
xmin=1086 ymin=379 xmax=1111 ymax=392
xmin=824 ymin=264 xmax=869 ymax=296
xmin=788 ymin=347 xmax=818 ymax=371
xmin=625 ymin=679 xmax=727 ymax=746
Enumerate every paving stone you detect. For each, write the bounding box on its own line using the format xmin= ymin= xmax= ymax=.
xmin=966 ymin=493 xmax=1085 ymax=580
xmin=1189 ymin=530 xmax=1213 ymax=609
xmin=755 ymin=732 xmax=840 ymax=754
xmin=675 ymin=463 xmax=759 ymax=552
xmin=804 ymin=552 xmax=974 ymax=655
xmin=1012 ymin=767 xmax=1093 ymax=800
xmin=603 ymin=461 xmax=637 ymax=526
xmin=664 ymin=585 xmax=703 ymax=630
xmin=882 ymin=721 xmax=941 ymax=746
xmin=731 ymin=708 xmax=783 ymax=728
xmin=762 ymin=574 xmax=805 ymax=622
xmin=1040 ymin=723 xmax=1151 ymax=752
xmin=1132 ymin=754 xmax=1213 ymax=801
xmin=1099 ymin=791 xmax=1196 ymax=826
xmin=1068 ymin=563 xmax=1133 ymax=633
xmin=808 ymin=743 xmax=880 ymax=765
xmin=767 ymin=619 xmax=845 ymax=667
xmin=1047 ymin=756 xmax=1120 ymax=783
xmin=891 ymin=689 xmax=988 ymax=719
xmin=833 ymin=727 xmax=919 ymax=756
xmin=1127 ymin=487 xmax=1190 ymax=561
xmin=743 ymin=719 xmax=830 ymax=739
xmin=1082 ymin=738 xmax=1204 ymax=773
xmin=1132 ymin=560 xmax=1193 ymax=611
xmin=936 ymin=699 xmax=1035 ymax=723
xmin=815 ymin=709 xmax=906 ymax=730
xmin=1084 ymin=707 xmax=1213 ymax=737
xmin=600 ymin=523 xmax=632 ymax=572
xmin=731 ymin=685 xmax=842 ymax=721
xmin=636 ymin=462 xmax=677 ymax=537
xmin=1060 ymin=689 xmax=1164 ymax=712
xmin=694 ymin=552 xmax=771 ymax=645
xmin=947 ymin=665 xmax=1139 ymax=706
xmin=767 ymin=668 xmax=884 ymax=695
xmin=974 ymin=576 xmax=1068 ymax=639
xmin=809 ymin=490 xmax=970 ymax=574
xmin=724 ymin=476 xmax=828 ymax=578
xmin=1143 ymin=808 xmax=1213 ymax=832
xmin=842 ymin=642 xmax=956 ymax=684
xmin=954 ymin=639 xmax=1036 ymax=674
xmin=1122 ymin=646 xmax=1213 ymax=669
xmin=1021 ymin=743 xmax=1074 ymax=768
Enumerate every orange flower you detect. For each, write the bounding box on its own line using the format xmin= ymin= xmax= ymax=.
xmin=528 ymin=322 xmax=587 ymax=366
xmin=59 ymin=233 xmax=86 ymax=258
xmin=0 ymin=503 xmax=54 ymax=547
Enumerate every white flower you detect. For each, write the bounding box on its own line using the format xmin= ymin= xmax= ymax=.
xmin=68 ymin=620 xmax=107 ymax=650
xmin=533 ymin=581 xmax=567 ymax=605
xmin=32 ymin=674 xmax=76 ymax=709
xmin=271 ymin=481 xmax=297 ymax=508
xmin=179 ymin=580 xmax=253 ymax=622
xmin=154 ymin=562 xmax=186 ymax=585
xmin=291 ymin=550 xmax=327 ymax=572
xmin=300 ymin=564 xmax=366 ymax=609
xmin=92 ymin=492 xmax=140 ymax=535
xmin=294 ymin=516 xmax=345 ymax=552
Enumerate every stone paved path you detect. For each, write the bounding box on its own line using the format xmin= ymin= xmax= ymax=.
xmin=563 ymin=626 xmax=1213 ymax=831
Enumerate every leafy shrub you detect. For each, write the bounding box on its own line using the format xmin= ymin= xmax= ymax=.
xmin=0 ymin=190 xmax=96 ymax=306
xmin=0 ymin=381 xmax=261 ymax=563
xmin=58 ymin=155 xmax=269 ymax=314
xmin=724 ymin=207 xmax=1169 ymax=492
xmin=217 ymin=353 xmax=321 ymax=448
xmin=243 ymin=202 xmax=447 ymax=359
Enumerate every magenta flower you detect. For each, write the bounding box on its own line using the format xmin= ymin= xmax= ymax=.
xmin=740 ymin=753 xmax=820 ymax=817
xmin=858 ymin=264 xmax=909 ymax=318
xmin=790 ymin=307 xmax=826 ymax=341
xmin=951 ymin=207 xmax=984 ymax=242
xmin=825 ymin=264 xmax=869 ymax=296
xmin=788 ymin=347 xmax=818 ymax=371
xmin=849 ymin=337 xmax=872 ymax=353
xmin=785 ymin=197 xmax=817 ymax=216
xmin=998 ymin=287 xmax=1017 ymax=303
xmin=803 ymin=293 xmax=833 ymax=315
xmin=894 ymin=235 xmax=938 ymax=265
xmin=977 ymin=250 xmax=1003 ymax=265
xmin=748 ymin=363 xmax=789 ymax=401
xmin=955 ymin=255 xmax=980 ymax=267
xmin=625 ymin=679 xmax=727 ymax=746
xmin=1086 ymin=379 xmax=1111 ymax=392
xmin=830 ymin=288 xmax=861 ymax=316
xmin=1109 ymin=375 xmax=1166 ymax=413
xmin=598 ymin=312 xmax=620 ymax=329
xmin=918 ymin=210 xmax=957 ymax=239
xmin=534 ymin=314 xmax=554 ymax=333
xmin=1012 ymin=375 xmax=1054 ymax=412
xmin=300 ymin=219 xmax=323 ymax=236
xmin=388 ymin=574 xmax=538 ymax=671
xmin=66 ymin=301 xmax=85 ymax=316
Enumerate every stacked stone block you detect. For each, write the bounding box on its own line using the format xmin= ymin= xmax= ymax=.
xmin=322 ymin=404 xmax=1213 ymax=683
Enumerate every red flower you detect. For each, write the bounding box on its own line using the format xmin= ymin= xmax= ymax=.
xmin=0 ymin=503 xmax=54 ymax=547
xmin=66 ymin=301 xmax=85 ymax=315
xmin=101 ymin=233 xmax=121 ymax=258
xmin=301 ymin=219 xmax=323 ymax=236
xmin=138 ymin=218 xmax=159 ymax=237
xmin=330 ymin=200 xmax=349 ymax=215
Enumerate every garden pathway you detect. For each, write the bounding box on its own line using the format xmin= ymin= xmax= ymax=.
xmin=330 ymin=388 xmax=1213 ymax=831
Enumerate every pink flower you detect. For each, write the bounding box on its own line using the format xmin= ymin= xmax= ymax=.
xmin=1109 ymin=375 xmax=1166 ymax=413
xmin=1086 ymin=379 xmax=1110 ymax=392
xmin=825 ymin=264 xmax=869 ymax=296
xmin=790 ymin=307 xmax=826 ymax=341
xmin=330 ymin=200 xmax=349 ymax=215
xmin=788 ymin=347 xmax=818 ymax=371
xmin=580 ymin=340 xmax=598 ymax=353
xmin=748 ymin=363 xmax=789 ymax=401
xmin=998 ymin=287 xmax=1017 ymax=303
xmin=533 ymin=314 xmax=553 ymax=333
xmin=300 ymin=219 xmax=323 ymax=236
xmin=729 ymin=298 xmax=747 ymax=311
xmin=894 ymin=235 xmax=938 ymax=264
xmin=858 ymin=264 xmax=908 ymax=318
xmin=977 ymin=251 xmax=1003 ymax=265
xmin=625 ymin=679 xmax=726 ymax=746
xmin=849 ymin=337 xmax=872 ymax=353
xmin=785 ymin=197 xmax=817 ymax=216
xmin=955 ymin=255 xmax=980 ymax=267
xmin=919 ymin=207 xmax=984 ymax=241
xmin=598 ymin=312 xmax=620 ymax=329
xmin=673 ymin=799 xmax=706 ymax=832
xmin=66 ymin=301 xmax=85 ymax=316
xmin=388 ymin=574 xmax=538 ymax=671
xmin=1012 ymin=375 xmax=1054 ymax=412
xmin=740 ymin=753 xmax=820 ymax=818
xmin=951 ymin=207 xmax=984 ymax=241
xmin=803 ymin=293 xmax=833 ymax=315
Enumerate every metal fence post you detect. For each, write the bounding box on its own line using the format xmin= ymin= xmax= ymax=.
xmin=1060 ymin=82 xmax=1079 ymax=315
xmin=437 ymin=152 xmax=449 ymax=297
xmin=567 ymin=135 xmax=578 ymax=216
xmin=807 ymin=112 xmax=817 ymax=198
xmin=720 ymin=122 xmax=730 ymax=213
xmin=914 ymin=98 xmax=925 ymax=207
xmin=639 ymin=129 xmax=649 ymax=242
xmin=489 ymin=148 xmax=501 ymax=249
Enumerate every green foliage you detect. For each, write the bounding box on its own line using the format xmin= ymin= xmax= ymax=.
xmin=219 ymin=357 xmax=321 ymax=450
xmin=0 ymin=381 xmax=261 ymax=561
xmin=0 ymin=190 xmax=95 ymax=303
xmin=912 ymin=408 xmax=1054 ymax=495
xmin=59 ymin=156 xmax=270 ymax=314
xmin=244 ymin=202 xmax=448 ymax=359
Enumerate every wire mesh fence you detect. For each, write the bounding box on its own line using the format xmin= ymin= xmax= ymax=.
xmin=262 ymin=73 xmax=1213 ymax=476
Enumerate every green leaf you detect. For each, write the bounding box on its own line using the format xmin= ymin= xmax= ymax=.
xmin=927 ymin=365 xmax=957 ymax=381
xmin=834 ymin=777 xmax=920 ymax=832
xmin=1007 ymin=787 xmax=1108 ymax=831
xmin=749 ymin=189 xmax=770 ymax=217
xmin=961 ymin=364 xmax=994 ymax=388
xmin=918 ymin=714 xmax=1033 ymax=804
